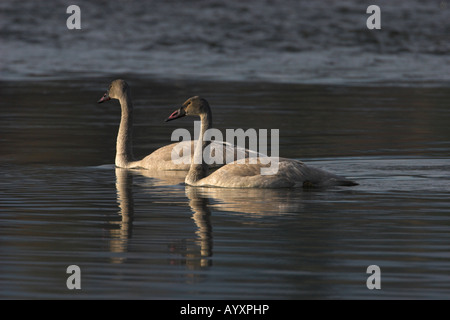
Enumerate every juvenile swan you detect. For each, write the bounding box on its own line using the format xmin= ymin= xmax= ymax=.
xmin=98 ymin=79 xmax=259 ymax=170
xmin=165 ymin=96 xmax=358 ymax=188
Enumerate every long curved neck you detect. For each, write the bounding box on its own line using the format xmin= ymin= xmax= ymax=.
xmin=185 ymin=109 xmax=212 ymax=185
xmin=116 ymin=92 xmax=134 ymax=168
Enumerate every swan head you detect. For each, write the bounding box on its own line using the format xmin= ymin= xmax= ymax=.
xmin=165 ymin=96 xmax=210 ymax=122
xmin=98 ymin=79 xmax=129 ymax=103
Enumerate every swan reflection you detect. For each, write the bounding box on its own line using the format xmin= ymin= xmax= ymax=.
xmin=109 ymin=167 xmax=313 ymax=266
xmin=185 ymin=186 xmax=213 ymax=262
xmin=188 ymin=186 xmax=308 ymax=216
xmin=108 ymin=168 xmax=134 ymax=263
xmin=110 ymin=168 xmax=213 ymax=266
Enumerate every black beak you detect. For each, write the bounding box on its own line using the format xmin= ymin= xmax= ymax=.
xmin=165 ymin=107 xmax=186 ymax=122
xmin=97 ymin=92 xmax=111 ymax=103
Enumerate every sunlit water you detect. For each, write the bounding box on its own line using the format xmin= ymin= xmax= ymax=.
xmin=1 ymin=79 xmax=449 ymax=299
xmin=1 ymin=0 xmax=449 ymax=85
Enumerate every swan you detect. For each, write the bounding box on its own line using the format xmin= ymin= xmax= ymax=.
xmin=165 ymin=96 xmax=358 ymax=188
xmin=98 ymin=79 xmax=260 ymax=170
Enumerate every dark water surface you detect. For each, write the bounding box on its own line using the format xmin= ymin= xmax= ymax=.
xmin=1 ymin=79 xmax=450 ymax=299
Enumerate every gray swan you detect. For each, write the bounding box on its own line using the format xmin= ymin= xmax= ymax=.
xmin=98 ymin=79 xmax=260 ymax=170
xmin=165 ymin=96 xmax=358 ymax=188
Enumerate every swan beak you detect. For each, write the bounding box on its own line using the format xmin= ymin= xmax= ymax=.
xmin=97 ymin=92 xmax=111 ymax=103
xmin=165 ymin=107 xmax=186 ymax=122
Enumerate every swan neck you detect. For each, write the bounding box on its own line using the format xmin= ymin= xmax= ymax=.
xmin=116 ymin=94 xmax=134 ymax=168
xmin=186 ymin=111 xmax=212 ymax=185
xmin=201 ymin=108 xmax=212 ymax=133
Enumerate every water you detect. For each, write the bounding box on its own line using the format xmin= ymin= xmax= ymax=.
xmin=0 ymin=0 xmax=449 ymax=85
xmin=1 ymin=79 xmax=449 ymax=299
xmin=1 ymin=0 xmax=450 ymax=300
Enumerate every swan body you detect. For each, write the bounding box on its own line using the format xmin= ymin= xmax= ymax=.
xmin=166 ymin=96 xmax=358 ymax=188
xmin=186 ymin=157 xmax=357 ymax=188
xmin=98 ymin=79 xmax=260 ymax=170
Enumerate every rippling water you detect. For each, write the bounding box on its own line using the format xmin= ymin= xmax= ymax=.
xmin=1 ymin=79 xmax=450 ymax=299
xmin=0 ymin=0 xmax=449 ymax=84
